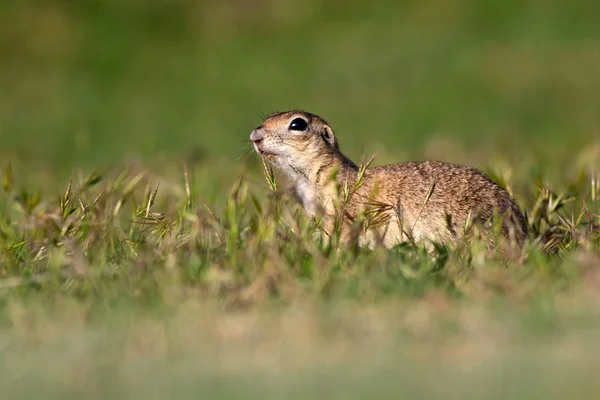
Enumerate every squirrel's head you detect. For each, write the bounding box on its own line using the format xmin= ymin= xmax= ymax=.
xmin=250 ymin=111 xmax=339 ymax=178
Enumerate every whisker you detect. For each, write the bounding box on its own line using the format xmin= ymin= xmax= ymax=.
xmin=235 ymin=147 xmax=256 ymax=162
xmin=256 ymin=111 xmax=267 ymax=121
xmin=287 ymin=99 xmax=296 ymax=112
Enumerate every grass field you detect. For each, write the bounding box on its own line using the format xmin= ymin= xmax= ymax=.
xmin=1 ymin=1 xmax=600 ymax=398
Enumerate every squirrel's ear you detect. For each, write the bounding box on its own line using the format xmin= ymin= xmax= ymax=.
xmin=321 ymin=125 xmax=339 ymax=149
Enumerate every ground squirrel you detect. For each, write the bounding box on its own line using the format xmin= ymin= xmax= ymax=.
xmin=250 ymin=110 xmax=527 ymax=249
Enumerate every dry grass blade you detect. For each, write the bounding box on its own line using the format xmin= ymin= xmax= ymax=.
xmin=145 ymin=184 xmax=159 ymax=218
xmin=260 ymin=157 xmax=278 ymax=193
xmin=411 ymin=181 xmax=437 ymax=232
xmin=363 ymin=201 xmax=394 ymax=230
xmin=354 ymin=154 xmax=376 ymax=192
xmin=183 ymin=163 xmax=195 ymax=213
xmin=122 ymin=172 xmax=146 ymax=196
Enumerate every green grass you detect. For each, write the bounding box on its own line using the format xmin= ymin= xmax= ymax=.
xmin=0 ymin=154 xmax=599 ymax=398
xmin=1 ymin=0 xmax=600 ymax=398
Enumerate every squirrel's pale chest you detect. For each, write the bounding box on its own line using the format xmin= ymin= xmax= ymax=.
xmin=295 ymin=180 xmax=319 ymax=216
xmin=294 ymin=179 xmax=341 ymax=218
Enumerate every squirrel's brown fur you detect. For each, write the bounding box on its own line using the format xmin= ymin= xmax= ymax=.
xmin=250 ymin=110 xmax=527 ymax=249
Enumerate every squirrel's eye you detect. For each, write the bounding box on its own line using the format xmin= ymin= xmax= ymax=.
xmin=289 ymin=118 xmax=309 ymax=132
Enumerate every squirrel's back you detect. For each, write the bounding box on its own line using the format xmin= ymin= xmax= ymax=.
xmin=356 ymin=160 xmax=527 ymax=246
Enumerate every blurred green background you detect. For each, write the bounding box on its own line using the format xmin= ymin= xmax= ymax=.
xmin=1 ymin=0 xmax=599 ymax=183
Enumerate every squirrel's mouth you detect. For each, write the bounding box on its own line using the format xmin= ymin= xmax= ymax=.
xmin=253 ymin=143 xmax=277 ymax=160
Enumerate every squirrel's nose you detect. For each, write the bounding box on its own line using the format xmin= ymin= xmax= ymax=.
xmin=250 ymin=129 xmax=264 ymax=143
